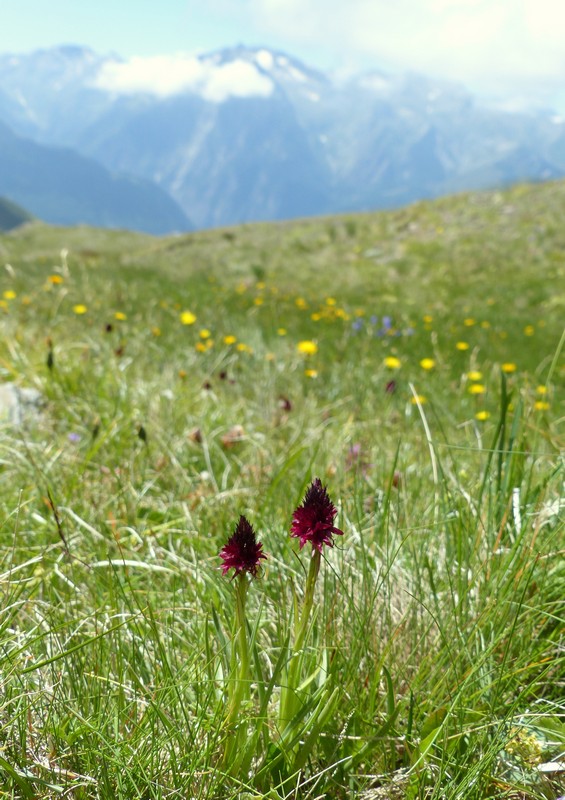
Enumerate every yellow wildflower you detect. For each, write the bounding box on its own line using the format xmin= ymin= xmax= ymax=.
xmin=305 ymin=368 xmax=318 ymax=378
xmin=3 ymin=290 xmax=16 ymax=300
xmin=467 ymin=371 xmax=483 ymax=381
xmin=456 ymin=341 xmax=469 ymax=351
xmin=410 ymin=395 xmax=426 ymax=404
xmin=297 ymin=340 xmax=318 ymax=355
xmin=48 ymin=275 xmax=64 ymax=284
xmin=384 ymin=356 xmax=401 ymax=369
xmin=469 ymin=384 xmax=486 ymax=395
xmin=475 ymin=411 xmax=490 ymax=421
xmin=534 ymin=400 xmax=550 ymax=411
xmin=419 ymin=358 xmax=435 ymax=370
xmin=180 ymin=310 xmax=197 ymax=325
xmin=501 ymin=362 xmax=517 ymax=373
xmin=73 ymin=304 xmax=87 ymax=315
xmin=223 ymin=335 xmax=237 ymax=345
xmin=114 ymin=312 xmax=127 ymax=321
xmin=463 ymin=318 xmax=475 ymax=326
xmin=199 ymin=329 xmax=211 ymax=339
xmin=524 ymin=325 xmax=535 ymax=336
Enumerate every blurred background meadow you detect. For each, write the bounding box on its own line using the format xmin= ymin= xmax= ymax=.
xmin=0 ymin=179 xmax=563 ymax=797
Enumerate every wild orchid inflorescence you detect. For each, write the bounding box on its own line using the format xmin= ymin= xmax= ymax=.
xmin=217 ymin=478 xmax=343 ymax=784
xmin=219 ymin=514 xmax=267 ymax=578
xmin=218 ymin=515 xmax=266 ymax=774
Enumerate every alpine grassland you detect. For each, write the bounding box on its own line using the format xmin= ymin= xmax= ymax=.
xmin=0 ymin=181 xmax=563 ymax=799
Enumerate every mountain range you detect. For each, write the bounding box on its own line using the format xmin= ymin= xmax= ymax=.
xmin=1 ymin=44 xmax=565 ymax=232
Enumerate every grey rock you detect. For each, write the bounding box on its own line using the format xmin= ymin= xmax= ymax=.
xmin=0 ymin=382 xmax=45 ymax=426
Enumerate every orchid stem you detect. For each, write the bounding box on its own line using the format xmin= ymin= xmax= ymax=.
xmin=221 ymin=573 xmax=249 ymax=773
xmin=280 ymin=548 xmax=321 ymax=730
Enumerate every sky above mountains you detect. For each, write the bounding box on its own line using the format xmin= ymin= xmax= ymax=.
xmin=2 ymin=0 xmax=565 ymax=111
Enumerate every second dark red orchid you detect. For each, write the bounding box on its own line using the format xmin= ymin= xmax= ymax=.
xmin=290 ymin=478 xmax=344 ymax=553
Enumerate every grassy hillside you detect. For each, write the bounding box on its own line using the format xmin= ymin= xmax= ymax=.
xmin=0 ymin=180 xmax=563 ymax=799
xmin=0 ymin=195 xmax=33 ymax=231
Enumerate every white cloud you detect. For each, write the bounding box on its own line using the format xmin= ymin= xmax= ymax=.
xmin=94 ymin=54 xmax=274 ymax=101
xmin=88 ymin=0 xmax=565 ymax=109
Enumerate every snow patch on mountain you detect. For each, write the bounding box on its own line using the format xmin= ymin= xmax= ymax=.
xmin=255 ymin=49 xmax=274 ymax=71
xmin=94 ymin=54 xmax=274 ymax=102
xmin=358 ymin=74 xmax=395 ymax=95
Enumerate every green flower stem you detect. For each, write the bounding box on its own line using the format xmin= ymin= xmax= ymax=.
xmin=280 ymin=548 xmax=321 ymax=730
xmin=221 ymin=573 xmax=250 ymax=773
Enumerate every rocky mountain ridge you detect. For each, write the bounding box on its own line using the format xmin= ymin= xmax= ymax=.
xmin=1 ymin=44 xmax=564 ymax=230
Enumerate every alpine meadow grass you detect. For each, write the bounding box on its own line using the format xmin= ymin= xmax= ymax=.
xmin=0 ymin=181 xmax=563 ymax=799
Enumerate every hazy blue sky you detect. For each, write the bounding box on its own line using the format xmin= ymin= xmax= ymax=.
xmin=3 ymin=0 xmax=565 ymax=109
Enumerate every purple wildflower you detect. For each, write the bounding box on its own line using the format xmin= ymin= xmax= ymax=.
xmin=219 ymin=515 xmax=267 ymax=577
xmin=290 ymin=478 xmax=344 ymax=553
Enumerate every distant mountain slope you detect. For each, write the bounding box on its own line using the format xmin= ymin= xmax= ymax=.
xmin=0 ymin=121 xmax=192 ymax=234
xmin=0 ymin=196 xmax=33 ymax=231
xmin=1 ymin=45 xmax=565 ymax=229
xmin=78 ymin=90 xmax=333 ymax=228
